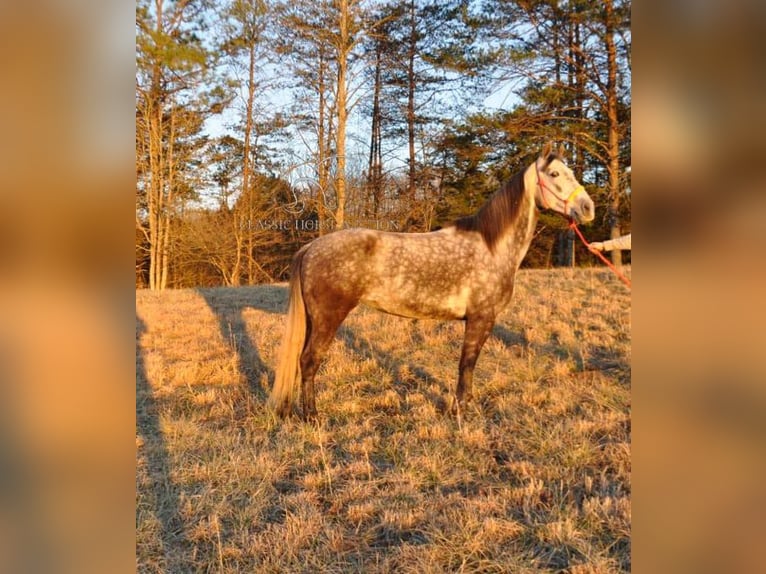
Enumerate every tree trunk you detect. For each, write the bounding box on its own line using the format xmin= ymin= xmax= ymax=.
xmin=368 ymin=41 xmax=383 ymax=218
xmin=149 ymin=0 xmax=165 ymax=290
xmin=604 ymin=0 xmax=622 ymax=267
xmin=147 ymin=99 xmax=159 ymax=290
xmin=574 ymin=20 xmax=586 ymax=180
xmin=242 ymin=41 xmax=256 ymax=284
xmin=231 ymin=230 xmax=243 ymax=286
xmin=317 ymin=45 xmax=329 ymax=234
xmin=160 ymin=103 xmax=176 ymax=290
xmin=334 ymin=0 xmax=350 ymax=230
xmin=566 ymin=13 xmax=586 ymax=180
xmin=150 ymin=100 xmax=165 ymax=291
xmin=406 ymin=0 xmax=417 ymax=203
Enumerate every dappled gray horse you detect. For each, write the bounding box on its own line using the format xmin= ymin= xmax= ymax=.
xmin=270 ymin=143 xmax=595 ymax=419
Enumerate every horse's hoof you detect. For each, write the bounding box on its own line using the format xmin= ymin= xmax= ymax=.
xmin=448 ymin=395 xmax=461 ymax=417
xmin=302 ymin=410 xmax=318 ymax=423
xmin=448 ymin=392 xmax=476 ymax=422
xmin=274 ymin=404 xmax=291 ymax=419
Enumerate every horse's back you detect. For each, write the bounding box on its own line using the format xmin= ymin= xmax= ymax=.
xmin=300 ymin=227 xmax=487 ymax=320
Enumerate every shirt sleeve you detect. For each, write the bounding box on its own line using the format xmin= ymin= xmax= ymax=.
xmin=604 ymin=233 xmax=631 ymax=251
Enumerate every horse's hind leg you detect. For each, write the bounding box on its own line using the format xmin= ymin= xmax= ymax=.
xmin=300 ymin=298 xmax=357 ymax=420
xmin=455 ymin=314 xmax=495 ymax=412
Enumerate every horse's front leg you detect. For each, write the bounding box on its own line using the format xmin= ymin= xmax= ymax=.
xmin=454 ymin=314 xmax=495 ymax=412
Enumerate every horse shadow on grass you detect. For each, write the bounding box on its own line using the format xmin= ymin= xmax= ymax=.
xmin=196 ymin=284 xmax=449 ymax=414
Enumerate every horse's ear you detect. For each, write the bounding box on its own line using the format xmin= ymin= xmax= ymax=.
xmin=558 ymin=142 xmax=566 ymax=158
xmin=541 ymin=141 xmax=552 ymax=158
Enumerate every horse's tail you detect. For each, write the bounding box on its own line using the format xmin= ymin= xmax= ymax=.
xmin=269 ymin=247 xmax=308 ymax=417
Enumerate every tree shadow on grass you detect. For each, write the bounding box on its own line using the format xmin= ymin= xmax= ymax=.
xmin=583 ymin=344 xmax=631 ymax=385
xmin=196 ymin=285 xmax=288 ymax=403
xmin=136 ymin=314 xmax=190 ymax=573
xmin=491 ymin=323 xmax=578 ymax=364
xmin=491 ymin=322 xmax=630 ymax=382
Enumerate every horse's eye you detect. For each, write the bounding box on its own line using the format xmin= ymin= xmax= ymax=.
xmin=550 ymin=171 xmax=559 ymax=178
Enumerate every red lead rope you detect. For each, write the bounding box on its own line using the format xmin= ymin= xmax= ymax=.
xmin=569 ymin=220 xmax=632 ymax=289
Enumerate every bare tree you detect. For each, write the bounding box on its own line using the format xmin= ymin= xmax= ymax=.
xmin=218 ymin=0 xmax=270 ymax=282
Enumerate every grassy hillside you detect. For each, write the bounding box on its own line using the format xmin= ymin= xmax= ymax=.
xmin=136 ymin=267 xmax=631 ymax=573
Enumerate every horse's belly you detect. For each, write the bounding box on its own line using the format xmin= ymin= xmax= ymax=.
xmin=361 ymin=286 xmax=469 ymax=320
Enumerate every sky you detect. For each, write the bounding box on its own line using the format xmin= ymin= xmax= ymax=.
xmin=202 ymin=76 xmax=521 ymax=177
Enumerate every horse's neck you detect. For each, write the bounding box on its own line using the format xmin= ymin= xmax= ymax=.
xmin=493 ymin=168 xmax=538 ymax=268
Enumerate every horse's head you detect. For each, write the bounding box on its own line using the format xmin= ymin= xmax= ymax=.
xmin=533 ymin=143 xmax=595 ymax=223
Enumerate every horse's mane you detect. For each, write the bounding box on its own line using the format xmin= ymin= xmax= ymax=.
xmin=451 ymin=167 xmax=528 ymax=253
xmin=450 ymin=154 xmax=558 ymax=252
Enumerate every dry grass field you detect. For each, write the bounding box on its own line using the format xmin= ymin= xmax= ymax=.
xmin=136 ymin=267 xmax=631 ymax=573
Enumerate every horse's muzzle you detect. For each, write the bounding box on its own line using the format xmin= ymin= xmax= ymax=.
xmin=572 ymin=196 xmax=595 ymax=223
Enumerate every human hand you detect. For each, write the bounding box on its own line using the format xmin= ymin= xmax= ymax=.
xmin=589 ymin=241 xmax=604 ymax=252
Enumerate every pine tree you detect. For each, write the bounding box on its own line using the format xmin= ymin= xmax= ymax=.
xmin=136 ymin=0 xmax=228 ymax=289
